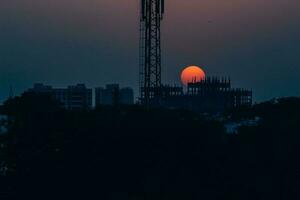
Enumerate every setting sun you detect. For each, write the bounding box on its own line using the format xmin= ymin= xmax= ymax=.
xmin=180 ymin=66 xmax=206 ymax=86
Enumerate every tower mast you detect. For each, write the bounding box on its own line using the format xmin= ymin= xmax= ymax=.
xmin=140 ymin=0 xmax=164 ymax=105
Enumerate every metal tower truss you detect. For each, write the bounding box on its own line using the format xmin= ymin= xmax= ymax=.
xmin=139 ymin=0 xmax=164 ymax=104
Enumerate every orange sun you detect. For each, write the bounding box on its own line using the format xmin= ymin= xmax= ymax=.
xmin=181 ymin=66 xmax=206 ymax=86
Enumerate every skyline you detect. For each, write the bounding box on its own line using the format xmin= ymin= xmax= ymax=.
xmin=1 ymin=0 xmax=300 ymax=103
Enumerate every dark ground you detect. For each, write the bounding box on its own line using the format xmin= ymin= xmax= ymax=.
xmin=0 ymin=94 xmax=300 ymax=199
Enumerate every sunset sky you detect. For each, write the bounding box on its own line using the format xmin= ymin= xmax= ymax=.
xmin=1 ymin=0 xmax=300 ymax=102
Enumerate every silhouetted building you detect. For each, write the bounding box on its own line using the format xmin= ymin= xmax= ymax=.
xmin=120 ymin=88 xmax=134 ymax=105
xmin=95 ymin=84 xmax=134 ymax=106
xmin=186 ymin=77 xmax=252 ymax=112
xmin=148 ymin=77 xmax=252 ymax=113
xmin=25 ymin=83 xmax=92 ymax=110
xmin=95 ymin=84 xmax=119 ymax=106
xmin=142 ymin=85 xmax=184 ymax=107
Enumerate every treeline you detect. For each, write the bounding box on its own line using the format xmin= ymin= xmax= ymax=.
xmin=0 ymin=94 xmax=300 ymax=199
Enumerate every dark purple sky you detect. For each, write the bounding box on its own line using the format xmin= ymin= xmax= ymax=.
xmin=1 ymin=0 xmax=300 ymax=102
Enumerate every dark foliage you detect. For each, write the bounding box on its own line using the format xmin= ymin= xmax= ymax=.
xmin=0 ymin=94 xmax=300 ymax=199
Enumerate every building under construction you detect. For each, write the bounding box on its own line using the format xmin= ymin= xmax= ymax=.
xmin=139 ymin=0 xmax=252 ymax=113
xmin=150 ymin=77 xmax=252 ymax=113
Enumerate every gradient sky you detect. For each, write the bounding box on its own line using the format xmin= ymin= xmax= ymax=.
xmin=1 ymin=0 xmax=300 ymax=103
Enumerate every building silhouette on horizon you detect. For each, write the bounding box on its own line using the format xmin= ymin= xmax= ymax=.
xmin=146 ymin=76 xmax=252 ymax=113
xmin=21 ymin=79 xmax=251 ymax=113
xmin=95 ymin=84 xmax=134 ymax=107
xmin=25 ymin=83 xmax=92 ymax=110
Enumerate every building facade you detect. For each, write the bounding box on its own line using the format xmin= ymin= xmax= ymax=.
xmin=148 ymin=77 xmax=252 ymax=113
xmin=26 ymin=83 xmax=92 ymax=110
xmin=186 ymin=77 xmax=252 ymax=112
xmin=119 ymin=88 xmax=134 ymax=105
xmin=95 ymin=84 xmax=134 ymax=107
